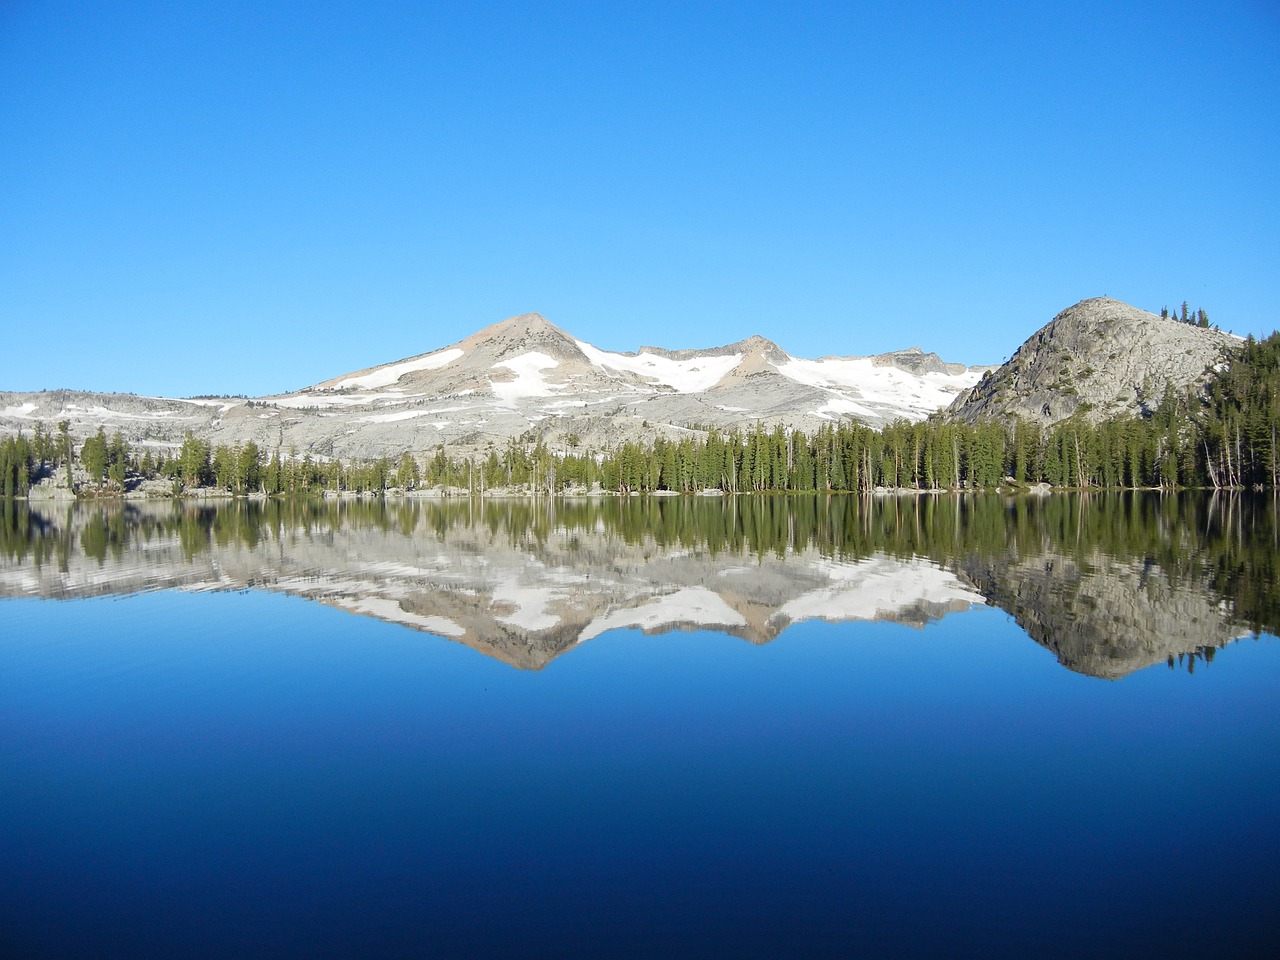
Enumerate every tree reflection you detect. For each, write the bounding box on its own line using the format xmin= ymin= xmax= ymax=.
xmin=1 ymin=492 xmax=1275 ymax=676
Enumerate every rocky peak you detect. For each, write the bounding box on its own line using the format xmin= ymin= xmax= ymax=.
xmin=873 ymin=346 xmax=973 ymax=377
xmin=458 ymin=312 xmax=587 ymax=364
xmin=474 ymin=312 xmax=564 ymax=339
xmin=732 ymin=334 xmax=788 ymax=361
xmin=947 ymin=297 xmax=1238 ymax=426
xmin=635 ymin=334 xmax=784 ymax=362
xmin=956 ymin=547 xmax=1246 ymax=679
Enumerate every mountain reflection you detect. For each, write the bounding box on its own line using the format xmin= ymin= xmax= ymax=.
xmin=1 ymin=493 xmax=1275 ymax=678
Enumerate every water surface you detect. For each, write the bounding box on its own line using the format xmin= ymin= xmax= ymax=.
xmin=2 ymin=494 xmax=1277 ymax=958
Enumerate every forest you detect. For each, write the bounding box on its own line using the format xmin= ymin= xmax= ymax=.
xmin=2 ymin=332 xmax=1278 ymax=498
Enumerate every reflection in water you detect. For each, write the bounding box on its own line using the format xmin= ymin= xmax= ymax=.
xmin=1 ymin=493 xmax=1275 ymax=677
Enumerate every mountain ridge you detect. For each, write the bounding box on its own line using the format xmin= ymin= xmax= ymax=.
xmin=1 ymin=312 xmax=991 ymax=459
xmin=6 ymin=298 xmax=1243 ymax=462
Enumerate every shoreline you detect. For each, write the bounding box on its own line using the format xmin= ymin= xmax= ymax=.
xmin=7 ymin=482 xmax=1238 ymax=503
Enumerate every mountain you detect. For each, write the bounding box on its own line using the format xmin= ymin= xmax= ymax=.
xmin=946 ymin=297 xmax=1239 ymax=426
xmin=0 ymin=313 xmax=989 ymax=459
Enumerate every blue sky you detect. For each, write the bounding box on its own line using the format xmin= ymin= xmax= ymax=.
xmin=2 ymin=0 xmax=1277 ymax=397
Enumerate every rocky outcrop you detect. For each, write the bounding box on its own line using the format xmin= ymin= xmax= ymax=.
xmin=946 ymin=298 xmax=1238 ymax=426
xmin=872 ymin=346 xmax=974 ymax=377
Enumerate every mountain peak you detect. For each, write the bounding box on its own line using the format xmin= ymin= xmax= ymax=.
xmin=457 ymin=311 xmax=586 ymax=364
xmin=732 ymin=334 xmax=785 ymax=354
xmin=639 ymin=334 xmax=785 ymax=362
xmin=1052 ymin=297 xmax=1154 ymax=326
xmin=948 ymin=297 xmax=1237 ymax=426
xmin=471 ymin=312 xmax=568 ymax=339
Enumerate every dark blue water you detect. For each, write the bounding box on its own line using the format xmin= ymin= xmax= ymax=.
xmin=3 ymin=590 xmax=1278 ymax=959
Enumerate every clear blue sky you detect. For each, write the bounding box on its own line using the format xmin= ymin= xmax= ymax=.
xmin=3 ymin=0 xmax=1277 ymax=397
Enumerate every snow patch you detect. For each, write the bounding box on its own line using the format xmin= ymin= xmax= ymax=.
xmin=358 ymin=409 xmax=442 ymax=424
xmin=65 ymin=405 xmax=197 ymax=421
xmin=814 ymin=395 xmax=876 ymax=419
xmin=576 ymin=341 xmax=741 ymax=393
xmin=364 ymin=560 xmax=450 ymax=577
xmin=777 ymin=556 xmax=984 ymax=624
xmin=334 ymin=596 xmax=465 ymax=637
xmin=491 ymin=352 xmax=562 ymax=406
xmin=271 ymin=392 xmax=407 ymax=409
xmin=579 ymin=587 xmax=747 ymax=641
xmin=780 ymin=356 xmax=982 ymax=422
xmin=335 ymin=348 xmax=464 ymax=389
xmin=542 ymin=399 xmax=590 ymax=410
xmin=176 ymin=398 xmax=236 ymax=409
xmin=491 ymin=574 xmax=562 ymax=631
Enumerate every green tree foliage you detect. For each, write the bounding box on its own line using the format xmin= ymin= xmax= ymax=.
xmin=0 ymin=434 xmax=33 ymax=498
xmin=108 ymin=433 xmax=129 ymax=487
xmin=237 ymin=442 xmax=263 ymax=493
xmin=74 ymin=428 xmax=131 ymax=490
xmin=1199 ymin=332 xmax=1280 ymax=488
xmin=178 ymin=434 xmax=213 ymax=488
xmin=80 ymin=428 xmax=109 ymax=484
xmin=395 ymin=452 xmax=420 ymax=490
xmin=1161 ymin=302 xmax=1210 ymax=328
xmin=57 ymin=421 xmax=73 ymax=489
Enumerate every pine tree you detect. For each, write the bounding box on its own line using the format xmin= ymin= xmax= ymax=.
xmin=80 ymin=428 xmax=108 ymax=485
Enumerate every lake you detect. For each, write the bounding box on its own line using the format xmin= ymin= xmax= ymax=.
xmin=2 ymin=494 xmax=1278 ymax=958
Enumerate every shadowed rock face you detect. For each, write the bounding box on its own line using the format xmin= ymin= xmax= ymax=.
xmin=1 ymin=494 xmax=1270 ymax=678
xmin=947 ymin=297 xmax=1238 ymax=427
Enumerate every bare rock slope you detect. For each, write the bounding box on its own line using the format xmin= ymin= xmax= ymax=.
xmin=946 ymin=298 xmax=1238 ymax=427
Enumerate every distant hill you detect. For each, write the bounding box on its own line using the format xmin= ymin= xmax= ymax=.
xmin=0 ymin=313 xmax=989 ymax=459
xmin=945 ymin=297 xmax=1239 ymax=427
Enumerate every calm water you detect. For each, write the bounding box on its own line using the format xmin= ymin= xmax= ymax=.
xmin=2 ymin=494 xmax=1278 ymax=958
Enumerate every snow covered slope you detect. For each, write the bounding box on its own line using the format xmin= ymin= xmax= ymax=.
xmin=0 ymin=312 xmax=991 ymax=459
xmin=250 ymin=313 xmax=989 ymax=457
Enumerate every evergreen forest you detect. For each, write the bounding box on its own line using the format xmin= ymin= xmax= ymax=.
xmin=3 ymin=332 xmax=1278 ymax=498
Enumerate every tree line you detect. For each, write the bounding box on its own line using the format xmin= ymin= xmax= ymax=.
xmin=2 ymin=332 xmax=1277 ymax=498
xmin=1160 ymin=301 xmax=1214 ymax=328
